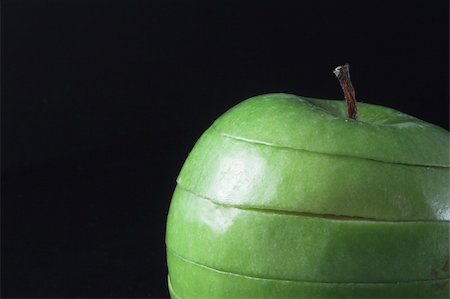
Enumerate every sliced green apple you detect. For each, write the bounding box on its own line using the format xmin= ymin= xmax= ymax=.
xmin=212 ymin=93 xmax=449 ymax=167
xmin=167 ymin=93 xmax=450 ymax=298
xmin=167 ymin=251 xmax=450 ymax=299
xmin=178 ymin=128 xmax=449 ymax=220
xmin=166 ymin=187 xmax=450 ymax=283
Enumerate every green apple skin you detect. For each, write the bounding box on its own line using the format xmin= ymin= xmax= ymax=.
xmin=167 ymin=251 xmax=450 ymax=299
xmin=166 ymin=94 xmax=450 ymax=298
xmin=166 ymin=187 xmax=449 ymax=283
xmin=178 ymin=127 xmax=449 ymax=221
xmin=212 ymin=94 xmax=449 ymax=167
xmin=168 ymin=276 xmax=180 ymax=299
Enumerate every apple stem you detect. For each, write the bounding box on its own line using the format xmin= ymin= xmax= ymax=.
xmin=333 ymin=64 xmax=357 ymax=120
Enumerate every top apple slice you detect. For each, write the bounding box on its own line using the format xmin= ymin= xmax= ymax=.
xmin=212 ymin=94 xmax=449 ymax=167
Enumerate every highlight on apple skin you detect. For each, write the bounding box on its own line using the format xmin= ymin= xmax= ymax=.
xmin=166 ymin=93 xmax=450 ymax=298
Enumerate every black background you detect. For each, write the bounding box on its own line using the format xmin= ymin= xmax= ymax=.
xmin=1 ymin=0 xmax=448 ymax=297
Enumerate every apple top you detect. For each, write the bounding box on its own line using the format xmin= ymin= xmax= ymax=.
xmin=176 ymin=93 xmax=449 ymax=220
xmin=212 ymin=94 xmax=449 ymax=168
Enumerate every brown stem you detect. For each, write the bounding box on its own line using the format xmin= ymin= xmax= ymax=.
xmin=333 ymin=64 xmax=357 ymax=120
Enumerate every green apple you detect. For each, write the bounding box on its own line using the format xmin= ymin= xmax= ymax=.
xmin=166 ymin=93 xmax=449 ymax=298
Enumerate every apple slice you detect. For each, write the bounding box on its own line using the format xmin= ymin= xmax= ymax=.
xmin=167 ymin=251 xmax=450 ymax=299
xmin=212 ymin=94 xmax=449 ymax=167
xmin=166 ymin=187 xmax=449 ymax=283
xmin=178 ymin=128 xmax=449 ymax=220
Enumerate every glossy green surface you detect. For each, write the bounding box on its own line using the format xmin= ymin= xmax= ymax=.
xmin=166 ymin=93 xmax=450 ymax=298
xmin=213 ymin=94 xmax=449 ymax=167
xmin=178 ymin=128 xmax=450 ymax=220
xmin=167 ymin=251 xmax=450 ymax=299
xmin=167 ymin=187 xmax=450 ymax=283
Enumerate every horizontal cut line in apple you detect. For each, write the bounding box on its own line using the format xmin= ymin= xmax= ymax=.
xmin=211 ymin=126 xmax=449 ymax=169
xmin=167 ymin=248 xmax=450 ymax=285
xmin=176 ymin=184 xmax=449 ymax=223
xmin=167 ymin=276 xmax=181 ymax=299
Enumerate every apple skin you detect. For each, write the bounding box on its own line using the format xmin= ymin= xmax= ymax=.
xmin=167 ymin=251 xmax=450 ymax=299
xmin=177 ymin=127 xmax=449 ymax=221
xmin=166 ymin=94 xmax=450 ymax=298
xmin=166 ymin=187 xmax=449 ymax=283
xmin=212 ymin=94 xmax=449 ymax=167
